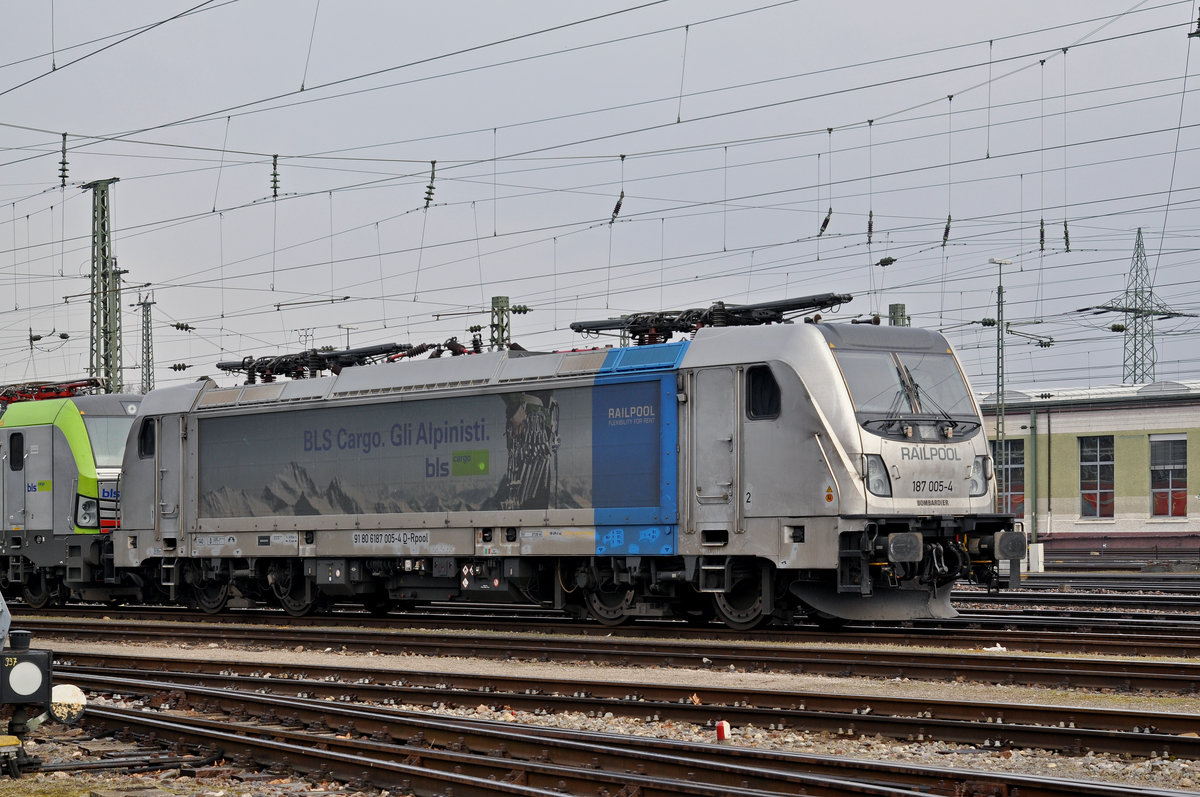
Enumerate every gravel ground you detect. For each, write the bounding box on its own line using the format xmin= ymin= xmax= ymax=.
xmin=5 ymin=633 xmax=1199 ymax=795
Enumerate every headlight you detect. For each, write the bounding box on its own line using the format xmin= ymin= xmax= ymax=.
xmin=75 ymin=495 xmax=99 ymax=529
xmin=865 ymin=454 xmax=892 ymax=497
xmin=969 ymin=455 xmax=990 ymax=497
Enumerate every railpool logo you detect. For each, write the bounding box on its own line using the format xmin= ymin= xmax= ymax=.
xmin=607 ymin=404 xmax=657 ymax=426
xmin=608 ymin=405 xmax=655 ymax=419
xmin=899 ymin=447 xmax=962 ymax=461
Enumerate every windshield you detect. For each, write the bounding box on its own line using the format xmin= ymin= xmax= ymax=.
xmin=83 ymin=416 xmax=135 ymax=468
xmin=834 ymin=349 xmax=978 ymax=433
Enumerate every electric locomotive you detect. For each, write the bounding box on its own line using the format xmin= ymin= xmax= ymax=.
xmin=100 ymin=294 xmax=1023 ymax=627
xmin=0 ymin=392 xmax=141 ymax=608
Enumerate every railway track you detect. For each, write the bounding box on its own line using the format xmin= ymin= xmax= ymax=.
xmin=69 ymin=655 xmax=1196 ymax=796
xmin=25 ymin=615 xmax=1200 ymax=692
xmin=17 ymin=602 xmax=1200 ymax=656
xmin=58 ymin=651 xmax=1200 ymax=758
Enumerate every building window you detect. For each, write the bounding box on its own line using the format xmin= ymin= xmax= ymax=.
xmin=1150 ymin=434 xmax=1187 ymax=518
xmin=991 ymin=439 xmax=1024 ymax=516
xmin=1079 ymin=436 xmax=1114 ymax=518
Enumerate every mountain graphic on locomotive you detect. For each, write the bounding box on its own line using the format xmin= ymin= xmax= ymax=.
xmin=0 ymin=295 xmax=1025 ymax=628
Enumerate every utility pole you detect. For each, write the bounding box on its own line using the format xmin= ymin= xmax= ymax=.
xmin=132 ymin=292 xmax=155 ymax=394
xmin=84 ymin=178 xmax=123 ymax=393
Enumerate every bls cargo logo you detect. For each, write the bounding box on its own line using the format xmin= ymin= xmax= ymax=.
xmin=101 ymin=487 xmax=119 ymax=500
xmin=425 ymin=449 xmax=490 ymax=478
xmin=25 ymin=480 xmax=51 ymax=493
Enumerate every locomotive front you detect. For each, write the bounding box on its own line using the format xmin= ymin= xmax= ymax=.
xmin=791 ymin=323 xmax=1026 ymax=621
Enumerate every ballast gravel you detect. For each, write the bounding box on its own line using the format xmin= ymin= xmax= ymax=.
xmin=8 ymin=632 xmax=1200 ymax=796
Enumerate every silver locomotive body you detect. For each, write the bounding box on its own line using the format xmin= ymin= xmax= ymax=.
xmin=113 ymin=321 xmax=1022 ymax=626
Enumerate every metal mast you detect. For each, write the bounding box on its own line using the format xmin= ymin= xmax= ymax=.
xmin=488 ymin=296 xmax=530 ymax=351
xmin=84 ymin=178 xmax=123 ymax=393
xmin=988 ymin=258 xmax=1013 ymax=513
xmin=134 ymin=292 xmax=155 ymax=393
xmin=489 ymin=296 xmax=510 ymax=351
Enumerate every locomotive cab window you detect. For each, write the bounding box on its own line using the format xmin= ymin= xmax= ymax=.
xmin=832 ymin=347 xmax=980 ymax=439
xmin=137 ymin=419 xmax=156 ymax=459
xmin=747 ymin=366 xmax=780 ymax=419
xmin=8 ymin=433 xmax=22 ymax=471
xmin=85 ymin=415 xmax=137 ymax=468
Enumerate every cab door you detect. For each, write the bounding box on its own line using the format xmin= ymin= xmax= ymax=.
xmin=157 ymin=414 xmax=183 ymax=538
xmin=689 ymin=367 xmax=741 ymax=537
xmin=20 ymin=427 xmax=55 ymax=535
xmin=2 ymin=431 xmax=26 ymax=534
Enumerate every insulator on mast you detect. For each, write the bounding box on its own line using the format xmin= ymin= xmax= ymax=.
xmin=941 ymin=215 xmax=951 ymax=247
xmin=818 ymin=207 xmax=832 ymax=236
xmin=1040 ymin=218 xmax=1045 ymax=251
xmin=58 ymin=133 xmax=68 ymax=187
xmin=610 ymin=190 xmax=624 ymax=224
xmin=1063 ymin=220 xmax=1071 ymax=252
xmin=424 ymin=160 xmax=437 ymax=208
xmin=866 ymin=209 xmax=873 ymax=246
xmin=270 ymin=154 xmax=280 ymax=198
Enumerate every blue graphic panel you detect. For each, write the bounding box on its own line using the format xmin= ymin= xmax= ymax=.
xmin=590 ymin=379 xmax=660 ymax=509
xmin=590 ymin=370 xmax=680 ymax=554
xmin=596 ymin=524 xmax=676 ymax=556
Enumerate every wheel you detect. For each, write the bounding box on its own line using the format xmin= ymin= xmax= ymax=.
xmin=712 ymin=571 xmax=770 ymax=631
xmin=270 ymin=562 xmax=321 ymax=617
xmin=584 ymin=587 xmax=633 ymax=626
xmin=194 ymin=581 xmax=230 ymax=614
xmin=21 ymin=570 xmax=65 ymax=610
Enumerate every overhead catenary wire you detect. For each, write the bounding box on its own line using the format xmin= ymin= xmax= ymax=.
xmin=2 ymin=2 xmax=1196 ymax=391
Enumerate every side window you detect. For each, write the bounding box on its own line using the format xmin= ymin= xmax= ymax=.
xmin=1150 ymin=434 xmax=1187 ymax=518
xmin=747 ymin=366 xmax=781 ymax=420
xmin=990 ymin=438 xmax=1025 ymax=516
xmin=137 ymin=419 xmax=156 ymax=459
xmin=8 ymin=432 xmax=23 ymax=472
xmin=1079 ymin=435 xmax=1114 ymax=518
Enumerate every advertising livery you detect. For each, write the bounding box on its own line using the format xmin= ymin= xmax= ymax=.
xmin=0 ymin=295 xmax=1025 ymax=628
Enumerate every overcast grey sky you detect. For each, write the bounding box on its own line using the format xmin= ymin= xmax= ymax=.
xmin=1 ymin=1 xmax=1198 ymax=393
